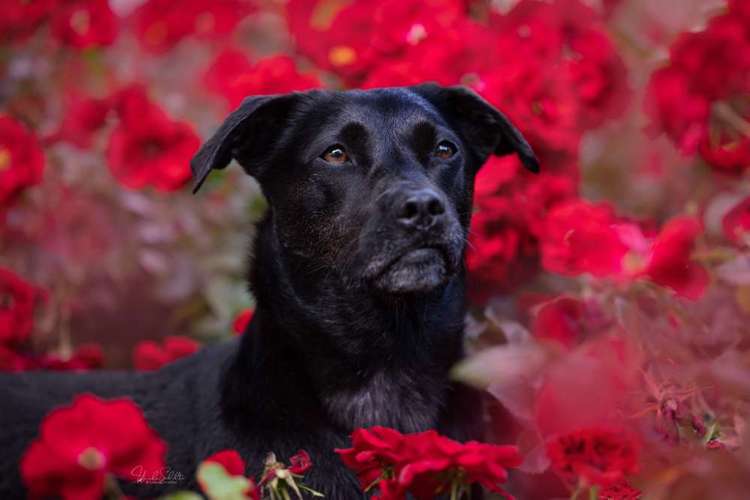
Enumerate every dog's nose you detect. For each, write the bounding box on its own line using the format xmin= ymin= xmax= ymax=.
xmin=397 ymin=189 xmax=446 ymax=231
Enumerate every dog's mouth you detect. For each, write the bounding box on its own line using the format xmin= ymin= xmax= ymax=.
xmin=370 ymin=245 xmax=451 ymax=294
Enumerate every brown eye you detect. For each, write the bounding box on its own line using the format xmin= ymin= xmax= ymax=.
xmin=322 ymin=145 xmax=349 ymax=165
xmin=434 ymin=140 xmax=457 ymax=160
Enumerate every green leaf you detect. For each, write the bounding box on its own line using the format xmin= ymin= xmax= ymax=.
xmin=160 ymin=492 xmax=205 ymax=500
xmin=197 ymin=462 xmax=254 ymax=500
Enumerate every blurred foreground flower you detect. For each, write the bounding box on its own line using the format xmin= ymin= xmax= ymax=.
xmin=21 ymin=394 xmax=166 ymax=500
xmin=133 ymin=335 xmax=201 ymax=370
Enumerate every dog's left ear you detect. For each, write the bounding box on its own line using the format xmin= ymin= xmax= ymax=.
xmin=411 ymin=83 xmax=539 ymax=173
xmin=190 ymin=93 xmax=301 ymax=193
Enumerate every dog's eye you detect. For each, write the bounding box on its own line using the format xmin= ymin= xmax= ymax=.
xmin=434 ymin=140 xmax=457 ymax=160
xmin=321 ymin=145 xmax=349 ymax=165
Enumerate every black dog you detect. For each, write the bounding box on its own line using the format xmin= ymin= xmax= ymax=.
xmin=0 ymin=84 xmax=537 ymax=499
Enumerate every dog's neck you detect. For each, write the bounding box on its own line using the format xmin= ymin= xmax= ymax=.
xmin=222 ymin=216 xmax=467 ymax=434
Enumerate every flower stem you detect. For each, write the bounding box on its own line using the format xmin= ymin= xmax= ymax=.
xmin=589 ymin=486 xmax=599 ymax=500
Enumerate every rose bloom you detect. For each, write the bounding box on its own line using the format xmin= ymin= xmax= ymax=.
xmin=107 ymin=85 xmax=199 ymax=192
xmin=132 ymin=0 xmax=255 ymax=53
xmin=0 ymin=0 xmax=55 ymax=43
xmin=546 ymin=427 xmax=639 ymax=487
xmin=337 ymin=426 xmax=520 ymax=499
xmin=0 ymin=267 xmax=43 ymax=347
xmin=133 ymin=335 xmax=200 ymax=371
xmin=0 ymin=115 xmax=45 ymax=208
xmin=50 ymin=0 xmax=118 ymax=49
xmin=21 ymin=394 xmax=166 ymax=500
xmin=203 ymin=52 xmax=320 ymax=109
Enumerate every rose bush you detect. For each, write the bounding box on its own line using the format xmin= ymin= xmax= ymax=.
xmin=3 ymin=0 xmax=750 ymax=498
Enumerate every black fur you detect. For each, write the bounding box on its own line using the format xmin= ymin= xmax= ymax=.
xmin=0 ymin=84 xmax=537 ymax=499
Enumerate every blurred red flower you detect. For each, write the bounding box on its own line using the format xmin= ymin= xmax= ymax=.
xmin=0 ymin=345 xmax=35 ymax=372
xmin=0 ymin=267 xmax=43 ymax=347
xmin=132 ymin=0 xmax=256 ymax=53
xmin=21 ymin=394 xmax=166 ymax=500
xmin=546 ymin=427 xmax=639 ymax=488
xmin=645 ymin=7 xmax=750 ymax=171
xmin=107 ymin=85 xmax=199 ymax=192
xmin=467 ymin=157 xmax=576 ymax=300
xmin=641 ymin=217 xmax=708 ymax=301
xmin=0 ymin=0 xmax=55 ymax=43
xmin=47 ymin=92 xmax=111 ymax=148
xmin=39 ymin=344 xmax=104 ymax=371
xmin=337 ymin=426 xmax=520 ymax=498
xmin=205 ymin=449 xmax=246 ymax=476
xmin=232 ymin=308 xmax=254 ymax=335
xmin=541 ymin=200 xmax=628 ymax=277
xmin=532 ymin=296 xmax=587 ymax=349
xmin=600 ymin=480 xmax=641 ymax=499
xmin=133 ymin=335 xmax=200 ymax=370
xmin=50 ymin=0 xmax=118 ymax=49
xmin=204 ymin=52 xmax=321 ymax=109
xmin=0 ymin=115 xmax=45 ymax=208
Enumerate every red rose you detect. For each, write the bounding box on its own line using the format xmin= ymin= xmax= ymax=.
xmin=204 ymin=53 xmax=320 ymax=110
xmin=546 ymin=427 xmax=639 ymax=487
xmin=0 ymin=115 xmax=45 ymax=208
xmin=21 ymin=394 xmax=166 ymax=500
xmin=540 ymin=200 xmax=628 ymax=277
xmin=532 ymin=296 xmax=587 ymax=349
xmin=232 ymin=308 xmax=254 ymax=335
xmin=50 ymin=0 xmax=118 ymax=49
xmin=337 ymin=426 xmax=520 ymax=499
xmin=0 ymin=267 xmax=43 ymax=347
xmin=0 ymin=0 xmax=56 ymax=43
xmin=106 ymin=85 xmax=199 ymax=192
xmin=205 ymin=449 xmax=246 ymax=476
xmin=132 ymin=0 xmax=255 ymax=53
xmin=288 ymin=450 xmax=313 ymax=475
xmin=133 ymin=335 xmax=200 ymax=371
xmin=641 ymin=217 xmax=708 ymax=301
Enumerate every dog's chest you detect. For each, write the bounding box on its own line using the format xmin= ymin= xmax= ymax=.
xmin=322 ymin=369 xmax=445 ymax=433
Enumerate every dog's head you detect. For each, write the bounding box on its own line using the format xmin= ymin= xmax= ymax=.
xmin=191 ymin=84 xmax=537 ymax=295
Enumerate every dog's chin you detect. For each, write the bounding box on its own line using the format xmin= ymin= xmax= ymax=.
xmin=372 ymin=248 xmax=449 ymax=295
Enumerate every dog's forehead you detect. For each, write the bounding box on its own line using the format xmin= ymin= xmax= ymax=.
xmin=300 ymin=87 xmax=448 ymax=130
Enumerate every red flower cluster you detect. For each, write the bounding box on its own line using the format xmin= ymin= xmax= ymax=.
xmin=0 ymin=267 xmax=44 ymax=347
xmin=466 ymin=156 xmax=576 ymax=299
xmin=546 ymin=427 xmax=639 ymax=488
xmin=723 ymin=195 xmax=750 ymax=245
xmin=539 ymin=200 xmax=708 ymax=299
xmin=0 ymin=116 xmax=45 ymax=209
xmin=133 ymin=335 xmax=200 ymax=370
xmin=336 ymin=426 xmax=521 ymax=499
xmin=204 ymin=49 xmax=321 ymax=109
xmin=132 ymin=0 xmax=256 ymax=53
xmin=645 ymin=1 xmax=750 ymax=172
xmin=50 ymin=0 xmax=118 ymax=49
xmin=0 ymin=0 xmax=55 ymax=44
xmin=106 ymin=85 xmax=200 ymax=192
xmin=21 ymin=394 xmax=166 ymax=500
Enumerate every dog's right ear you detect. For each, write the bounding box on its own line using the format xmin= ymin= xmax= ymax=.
xmin=190 ymin=94 xmax=300 ymax=193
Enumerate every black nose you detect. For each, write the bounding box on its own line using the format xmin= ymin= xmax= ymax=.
xmin=397 ymin=189 xmax=446 ymax=230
